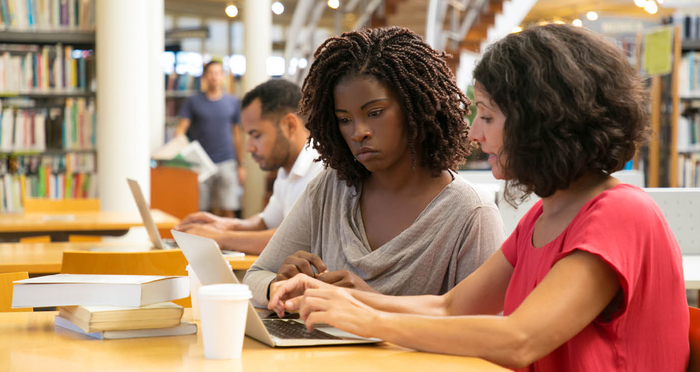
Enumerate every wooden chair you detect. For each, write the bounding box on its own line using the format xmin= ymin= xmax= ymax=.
xmin=21 ymin=198 xmax=102 ymax=243
xmin=0 ymin=272 xmax=32 ymax=312
xmin=690 ymin=307 xmax=700 ymax=372
xmin=60 ymin=250 xmax=191 ymax=307
xmin=150 ymin=166 xmax=198 ymax=239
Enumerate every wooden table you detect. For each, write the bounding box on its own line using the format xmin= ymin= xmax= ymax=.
xmin=0 ymin=311 xmax=508 ymax=371
xmin=0 ymin=242 xmax=258 ymax=274
xmin=0 ymin=209 xmax=180 ymax=242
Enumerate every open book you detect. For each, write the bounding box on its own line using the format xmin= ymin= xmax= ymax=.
xmin=152 ymin=135 xmax=217 ymax=182
xmin=12 ymin=274 xmax=189 ymax=308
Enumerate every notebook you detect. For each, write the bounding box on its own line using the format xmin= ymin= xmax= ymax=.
xmin=12 ymin=274 xmax=189 ymax=308
xmin=171 ymin=230 xmax=382 ymax=347
xmin=55 ymin=316 xmax=197 ymax=340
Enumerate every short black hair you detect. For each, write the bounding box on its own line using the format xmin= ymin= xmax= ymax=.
xmin=241 ymin=79 xmax=302 ymax=119
xmin=473 ymin=24 xmax=649 ymax=206
xmin=203 ymin=60 xmax=222 ymax=75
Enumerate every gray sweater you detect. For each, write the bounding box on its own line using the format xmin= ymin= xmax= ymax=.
xmin=243 ymin=169 xmax=505 ymax=307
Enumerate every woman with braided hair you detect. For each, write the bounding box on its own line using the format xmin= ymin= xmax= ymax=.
xmin=243 ymin=27 xmax=505 ymax=307
xmin=268 ymin=25 xmax=688 ymax=371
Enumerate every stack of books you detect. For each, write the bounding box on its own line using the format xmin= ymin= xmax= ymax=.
xmin=12 ymin=274 xmax=196 ymax=340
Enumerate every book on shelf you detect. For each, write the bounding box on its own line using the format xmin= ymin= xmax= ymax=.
xmin=663 ymin=13 xmax=700 ymax=42
xmin=679 ymin=113 xmax=700 ymax=150
xmin=165 ymin=72 xmax=200 ymax=93
xmin=678 ymin=153 xmax=700 ymax=187
xmin=55 ymin=316 xmax=197 ymax=340
xmin=58 ymin=302 xmax=184 ymax=333
xmin=680 ymin=52 xmax=700 ymax=96
xmin=0 ymin=0 xmax=95 ymax=31
xmin=0 ymin=43 xmax=95 ymax=94
xmin=0 ymin=97 xmax=96 ymax=151
xmin=0 ymin=151 xmax=97 ymax=212
xmin=11 ymin=274 xmax=190 ymax=308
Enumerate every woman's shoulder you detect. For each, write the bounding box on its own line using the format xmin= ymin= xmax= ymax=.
xmin=446 ymin=175 xmax=499 ymax=211
xmin=585 ymin=184 xmax=657 ymax=219
xmin=304 ymin=167 xmax=356 ymax=197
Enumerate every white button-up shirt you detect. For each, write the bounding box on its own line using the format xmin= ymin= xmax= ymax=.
xmin=260 ymin=145 xmax=324 ymax=229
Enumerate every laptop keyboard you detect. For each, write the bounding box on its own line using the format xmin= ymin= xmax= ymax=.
xmin=262 ymin=319 xmax=341 ymax=340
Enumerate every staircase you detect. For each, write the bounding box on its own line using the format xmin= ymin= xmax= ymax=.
xmin=376 ymin=0 xmax=536 ymax=72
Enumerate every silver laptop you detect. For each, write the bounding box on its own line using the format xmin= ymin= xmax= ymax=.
xmin=171 ymin=230 xmax=382 ymax=347
xmin=127 ymin=178 xmax=179 ymax=250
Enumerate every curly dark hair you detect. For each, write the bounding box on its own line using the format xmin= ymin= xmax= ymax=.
xmin=473 ymin=24 xmax=650 ymax=205
xmin=241 ymin=79 xmax=302 ymax=120
xmin=300 ymin=26 xmax=472 ymax=188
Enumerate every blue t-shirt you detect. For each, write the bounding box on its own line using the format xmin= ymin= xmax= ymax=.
xmin=178 ymin=93 xmax=241 ymax=163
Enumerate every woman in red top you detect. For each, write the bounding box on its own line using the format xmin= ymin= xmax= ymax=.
xmin=268 ymin=24 xmax=690 ymax=371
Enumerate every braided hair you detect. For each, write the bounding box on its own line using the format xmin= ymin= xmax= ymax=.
xmin=300 ymin=26 xmax=473 ymax=188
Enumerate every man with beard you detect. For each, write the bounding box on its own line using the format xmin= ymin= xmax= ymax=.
xmin=174 ymin=79 xmax=323 ymax=255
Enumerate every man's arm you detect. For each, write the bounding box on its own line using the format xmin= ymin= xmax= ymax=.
xmin=232 ymin=125 xmax=245 ymax=165
xmin=175 ymin=118 xmax=190 ymax=137
xmin=218 ymin=228 xmax=277 ymax=255
xmin=176 ymin=211 xmax=267 ymax=231
xmin=232 ymin=124 xmax=246 ymax=184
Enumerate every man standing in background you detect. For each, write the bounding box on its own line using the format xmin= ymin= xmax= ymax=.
xmin=175 ymin=60 xmax=245 ymax=217
xmin=175 ymin=79 xmax=324 ymax=254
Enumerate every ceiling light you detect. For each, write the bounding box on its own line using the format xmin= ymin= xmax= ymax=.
xmin=634 ymin=0 xmax=646 ymax=7
xmin=586 ymin=11 xmax=598 ymax=21
xmin=272 ymin=2 xmax=284 ymax=15
xmin=225 ymin=4 xmax=238 ymax=18
xmin=328 ymin=0 xmax=339 ymax=9
xmin=511 ymin=26 xmax=522 ymax=33
xmin=644 ymin=1 xmax=658 ymax=14
xmin=572 ymin=19 xmax=583 ymax=27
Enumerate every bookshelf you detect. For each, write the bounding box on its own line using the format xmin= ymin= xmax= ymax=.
xmin=165 ymin=71 xmax=200 ymax=143
xmin=661 ymin=13 xmax=700 ymax=188
xmin=0 ymin=0 xmax=97 ymax=213
xmin=0 ymin=31 xmax=94 ymax=45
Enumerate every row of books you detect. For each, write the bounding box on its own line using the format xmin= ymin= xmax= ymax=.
xmin=0 ymin=0 xmax=95 ymax=31
xmin=166 ymin=73 xmax=201 ymax=93
xmin=0 ymin=97 xmax=95 ymax=151
xmin=2 ymin=172 xmax=96 ymax=212
xmin=1 ymin=153 xmax=96 ymax=212
xmin=680 ymin=53 xmax=700 ymax=96
xmin=12 ymin=274 xmax=195 ymax=340
xmin=663 ymin=13 xmax=700 ymax=41
xmin=679 ymin=154 xmax=700 ymax=188
xmin=0 ymin=43 xmax=95 ymax=93
xmin=165 ymin=95 xmax=187 ymax=144
xmin=679 ymin=112 xmax=700 ymax=151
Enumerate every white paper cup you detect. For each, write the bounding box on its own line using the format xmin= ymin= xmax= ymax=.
xmin=198 ymin=284 xmax=252 ymax=360
xmin=186 ymin=263 xmax=232 ymax=320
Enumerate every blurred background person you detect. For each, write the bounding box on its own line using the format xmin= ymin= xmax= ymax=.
xmin=175 ymin=60 xmax=245 ymax=218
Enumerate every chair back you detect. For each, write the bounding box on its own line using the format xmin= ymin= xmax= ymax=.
xmin=0 ymin=272 xmax=32 ymax=312
xmin=21 ymin=198 xmax=102 ymax=243
xmin=23 ymin=198 xmax=100 ymax=213
xmin=60 ymin=250 xmax=190 ymax=307
xmin=645 ymin=188 xmax=700 ymax=255
xmin=689 ymin=306 xmax=700 ymax=372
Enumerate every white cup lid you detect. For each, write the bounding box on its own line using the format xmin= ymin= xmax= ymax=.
xmin=198 ymin=284 xmax=252 ymax=300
